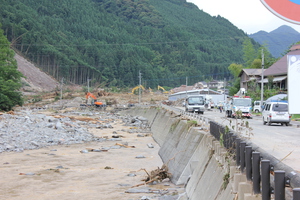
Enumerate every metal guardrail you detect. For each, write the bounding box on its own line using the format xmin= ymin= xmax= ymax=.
xmin=211 ymin=119 xmax=300 ymax=199
xmin=160 ymin=104 xmax=300 ymax=199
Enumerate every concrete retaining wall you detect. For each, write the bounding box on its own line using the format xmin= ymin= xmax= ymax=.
xmin=120 ymin=106 xmax=258 ymax=200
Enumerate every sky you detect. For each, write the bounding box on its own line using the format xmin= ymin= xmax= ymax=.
xmin=187 ymin=0 xmax=300 ymax=34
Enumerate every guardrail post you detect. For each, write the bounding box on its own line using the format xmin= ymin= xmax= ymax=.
xmin=228 ymin=131 xmax=233 ymax=150
xmin=245 ymin=146 xmax=252 ymax=180
xmin=261 ymin=160 xmax=271 ymax=200
xmin=223 ymin=126 xmax=229 ymax=148
xmin=293 ymin=188 xmax=300 ymax=199
xmin=252 ymin=152 xmax=261 ymax=194
xmin=274 ymin=170 xmax=285 ymax=200
xmin=240 ymin=142 xmax=246 ymax=173
xmin=236 ymin=138 xmax=241 ymax=166
xmin=230 ymin=134 xmax=236 ymax=154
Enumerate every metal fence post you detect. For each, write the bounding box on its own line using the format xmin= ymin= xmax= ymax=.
xmin=261 ymin=160 xmax=271 ymax=200
xmin=252 ymin=152 xmax=261 ymax=194
xmin=236 ymin=138 xmax=241 ymax=166
xmin=228 ymin=131 xmax=233 ymax=150
xmin=240 ymin=142 xmax=246 ymax=173
xmin=293 ymin=188 xmax=300 ymax=200
xmin=245 ymin=146 xmax=252 ymax=180
xmin=230 ymin=134 xmax=237 ymax=154
xmin=274 ymin=170 xmax=285 ymax=200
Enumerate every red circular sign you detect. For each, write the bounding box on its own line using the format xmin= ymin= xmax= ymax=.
xmin=261 ymin=0 xmax=300 ymax=24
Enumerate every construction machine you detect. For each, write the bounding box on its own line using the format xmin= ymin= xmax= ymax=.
xmin=149 ymin=87 xmax=153 ymax=95
xmin=85 ymin=92 xmax=105 ymax=107
xmin=157 ymin=85 xmax=169 ymax=94
xmin=131 ymin=85 xmax=145 ymax=94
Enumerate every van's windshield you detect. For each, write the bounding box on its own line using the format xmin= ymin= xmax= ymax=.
xmin=272 ymin=104 xmax=288 ymax=112
xmin=188 ymin=97 xmax=204 ymax=105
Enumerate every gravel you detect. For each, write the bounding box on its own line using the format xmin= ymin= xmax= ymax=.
xmin=0 ymin=108 xmax=150 ymax=153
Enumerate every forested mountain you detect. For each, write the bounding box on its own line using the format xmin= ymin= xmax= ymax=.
xmin=1 ymin=0 xmax=252 ymax=88
xmin=249 ymin=25 xmax=300 ymax=58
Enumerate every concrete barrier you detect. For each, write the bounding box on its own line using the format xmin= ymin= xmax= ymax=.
xmin=120 ymin=106 xmax=258 ymax=199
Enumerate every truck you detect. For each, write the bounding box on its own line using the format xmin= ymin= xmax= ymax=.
xmin=185 ymin=95 xmax=205 ymax=114
xmin=224 ymin=88 xmax=252 ymax=118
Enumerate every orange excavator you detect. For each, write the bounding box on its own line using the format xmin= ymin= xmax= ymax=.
xmin=85 ymin=92 xmax=104 ymax=107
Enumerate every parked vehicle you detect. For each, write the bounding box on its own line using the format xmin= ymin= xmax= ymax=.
xmin=262 ymin=101 xmax=291 ymax=126
xmin=224 ymin=88 xmax=252 ymax=118
xmin=204 ymin=95 xmax=212 ymax=110
xmin=185 ymin=95 xmax=205 ymax=114
xmin=210 ymin=101 xmax=215 ymax=109
xmin=253 ymin=101 xmax=266 ymax=113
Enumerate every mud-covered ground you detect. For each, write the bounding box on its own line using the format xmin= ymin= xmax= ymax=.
xmin=0 ymin=106 xmax=184 ymax=200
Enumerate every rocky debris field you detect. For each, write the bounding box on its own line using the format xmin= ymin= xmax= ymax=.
xmin=0 ymin=108 xmax=149 ymax=153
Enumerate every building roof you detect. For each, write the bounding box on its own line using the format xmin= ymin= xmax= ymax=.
xmin=171 ymin=85 xmax=194 ymax=93
xmin=264 ymin=44 xmax=300 ymax=76
xmin=239 ymin=68 xmax=265 ymax=77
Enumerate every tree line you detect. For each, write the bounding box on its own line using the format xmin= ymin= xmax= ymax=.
xmin=1 ymin=0 xmax=251 ymax=89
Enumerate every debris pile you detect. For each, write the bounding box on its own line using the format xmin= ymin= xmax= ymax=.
xmin=132 ymin=164 xmax=172 ymax=187
xmin=0 ymin=107 xmax=151 ymax=153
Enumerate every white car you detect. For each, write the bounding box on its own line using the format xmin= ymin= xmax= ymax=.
xmin=262 ymin=101 xmax=291 ymax=126
xmin=253 ymin=101 xmax=265 ymax=113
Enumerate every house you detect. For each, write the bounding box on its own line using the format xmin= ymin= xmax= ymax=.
xmin=239 ymin=44 xmax=300 ymax=91
xmin=239 ymin=68 xmax=265 ymax=90
xmin=261 ymin=44 xmax=300 ymax=90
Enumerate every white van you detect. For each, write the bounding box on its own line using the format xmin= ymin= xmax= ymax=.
xmin=262 ymin=101 xmax=291 ymax=126
xmin=253 ymin=101 xmax=265 ymax=113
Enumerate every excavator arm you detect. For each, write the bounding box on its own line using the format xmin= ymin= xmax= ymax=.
xmin=86 ymin=92 xmax=97 ymax=100
xmin=131 ymin=85 xmax=145 ymax=94
xmin=157 ymin=85 xmax=169 ymax=94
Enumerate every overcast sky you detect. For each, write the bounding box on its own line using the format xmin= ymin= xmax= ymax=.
xmin=187 ymin=0 xmax=300 ymax=34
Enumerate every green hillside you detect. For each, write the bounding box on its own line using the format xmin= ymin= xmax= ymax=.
xmin=1 ymin=0 xmax=251 ymax=88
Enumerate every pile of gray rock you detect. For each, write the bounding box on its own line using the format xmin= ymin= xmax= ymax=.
xmin=0 ymin=108 xmax=150 ymax=153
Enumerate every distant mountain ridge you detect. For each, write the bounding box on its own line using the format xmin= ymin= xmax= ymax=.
xmin=249 ymin=25 xmax=300 ymax=58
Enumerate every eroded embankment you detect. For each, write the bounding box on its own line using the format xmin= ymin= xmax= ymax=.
xmin=120 ymin=106 xmax=236 ymax=200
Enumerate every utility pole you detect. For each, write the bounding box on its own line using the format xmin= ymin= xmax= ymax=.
xmin=261 ymin=49 xmax=264 ymax=109
xmin=60 ymin=77 xmax=64 ymax=108
xmin=87 ymin=78 xmax=90 ymax=93
xmin=223 ymin=78 xmax=226 ymax=101
xmin=138 ymin=71 xmax=142 ymax=105
xmin=60 ymin=77 xmax=64 ymax=101
xmin=185 ymin=76 xmax=188 ymax=98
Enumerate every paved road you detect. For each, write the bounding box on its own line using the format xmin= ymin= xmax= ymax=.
xmin=175 ymin=106 xmax=300 ymax=173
